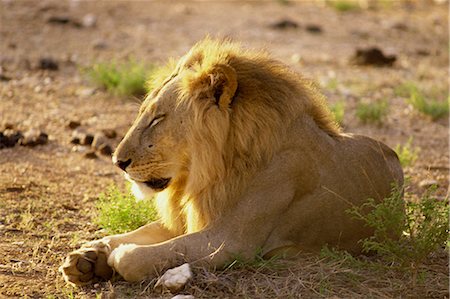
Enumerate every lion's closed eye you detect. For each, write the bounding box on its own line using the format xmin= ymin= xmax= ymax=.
xmin=148 ymin=115 xmax=165 ymax=129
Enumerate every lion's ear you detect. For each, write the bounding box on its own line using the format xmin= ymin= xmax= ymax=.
xmin=208 ymin=64 xmax=238 ymax=109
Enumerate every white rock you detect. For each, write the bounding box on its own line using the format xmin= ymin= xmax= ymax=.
xmin=155 ymin=263 xmax=192 ymax=293
xmin=171 ymin=295 xmax=194 ymax=299
xmin=82 ymin=14 xmax=97 ymax=28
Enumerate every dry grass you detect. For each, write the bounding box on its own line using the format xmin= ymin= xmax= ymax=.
xmin=81 ymin=251 xmax=448 ymax=298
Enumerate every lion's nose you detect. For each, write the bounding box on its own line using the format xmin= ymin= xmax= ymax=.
xmin=115 ymin=158 xmax=132 ymax=171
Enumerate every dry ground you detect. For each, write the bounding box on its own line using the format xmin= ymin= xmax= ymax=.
xmin=0 ymin=1 xmax=448 ymax=298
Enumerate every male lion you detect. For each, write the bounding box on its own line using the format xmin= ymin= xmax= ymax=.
xmin=61 ymin=39 xmax=403 ymax=285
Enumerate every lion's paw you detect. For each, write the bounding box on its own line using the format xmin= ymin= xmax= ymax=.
xmin=60 ymin=241 xmax=113 ymax=285
xmin=155 ymin=263 xmax=192 ymax=293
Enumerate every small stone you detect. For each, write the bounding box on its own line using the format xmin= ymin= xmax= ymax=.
xmin=98 ymin=144 xmax=113 ymax=156
xmin=20 ymin=129 xmax=48 ymax=146
xmin=92 ymin=133 xmax=108 ymax=149
xmin=305 ymin=24 xmax=322 ymax=33
xmin=71 ymin=145 xmax=88 ymax=153
xmin=2 ymin=129 xmax=23 ymax=147
xmin=92 ymin=39 xmax=108 ymax=50
xmin=155 ymin=263 xmax=192 ymax=293
xmin=101 ymin=129 xmax=117 ymax=139
xmin=419 ymin=179 xmax=439 ymax=189
xmin=171 ymin=296 xmax=194 ymax=299
xmin=71 ymin=130 xmax=94 ymax=145
xmin=47 ymin=15 xmax=71 ymax=24
xmin=67 ymin=120 xmax=81 ymax=129
xmin=2 ymin=122 xmax=14 ymax=130
xmin=82 ymin=134 xmax=94 ymax=146
xmin=38 ymin=58 xmax=59 ymax=71
xmin=70 ymin=137 xmax=80 ymax=145
xmin=352 ymin=47 xmax=396 ymax=67
xmin=81 ymin=14 xmax=97 ymax=28
xmin=269 ymin=19 xmax=299 ymax=30
xmin=84 ymin=150 xmax=97 ymax=159
xmin=77 ymin=87 xmax=96 ymax=97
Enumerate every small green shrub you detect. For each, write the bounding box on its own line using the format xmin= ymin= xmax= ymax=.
xmin=86 ymin=59 xmax=153 ymax=96
xmin=226 ymin=248 xmax=286 ymax=270
xmin=330 ymin=101 xmax=345 ymax=125
xmin=348 ymin=185 xmax=449 ymax=278
xmin=407 ymin=89 xmax=449 ymax=120
xmin=356 ymin=100 xmax=388 ymax=124
xmin=394 ymin=138 xmax=420 ymax=167
xmin=396 ymin=82 xmax=449 ymax=120
xmin=327 ymin=0 xmax=360 ymax=12
xmin=96 ymin=185 xmax=157 ymax=234
xmin=394 ymin=82 xmax=417 ymax=98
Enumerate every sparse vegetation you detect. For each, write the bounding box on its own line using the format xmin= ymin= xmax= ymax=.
xmin=408 ymin=88 xmax=449 ymax=120
xmin=348 ymin=185 xmax=449 ymax=281
xmin=394 ymin=138 xmax=420 ymax=167
xmin=327 ymin=0 xmax=360 ymax=12
xmin=86 ymin=59 xmax=153 ymax=97
xmin=96 ymin=185 xmax=157 ymax=234
xmin=396 ymin=82 xmax=449 ymax=120
xmin=356 ymin=99 xmax=389 ymax=124
xmin=330 ymin=101 xmax=345 ymax=125
xmin=226 ymin=248 xmax=286 ymax=271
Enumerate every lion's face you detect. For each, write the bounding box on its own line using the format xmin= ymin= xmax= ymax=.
xmin=113 ymin=76 xmax=190 ymax=198
xmin=113 ymin=44 xmax=241 ymax=200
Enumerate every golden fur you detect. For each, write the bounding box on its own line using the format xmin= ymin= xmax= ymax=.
xmin=61 ymin=38 xmax=403 ymax=284
xmin=159 ymin=38 xmax=340 ymax=233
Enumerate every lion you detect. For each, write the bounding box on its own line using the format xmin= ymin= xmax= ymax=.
xmin=61 ymin=38 xmax=403 ymax=285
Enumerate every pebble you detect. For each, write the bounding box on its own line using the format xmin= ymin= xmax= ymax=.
xmin=77 ymin=87 xmax=96 ymax=97
xmin=101 ymin=129 xmax=117 ymax=139
xmin=98 ymin=144 xmax=113 ymax=156
xmin=81 ymin=14 xmax=97 ymax=28
xmin=1 ymin=129 xmax=23 ymax=148
xmin=269 ymin=19 xmax=299 ymax=30
xmin=67 ymin=120 xmax=81 ymax=129
xmin=71 ymin=130 xmax=94 ymax=145
xmin=171 ymin=295 xmax=194 ymax=299
xmin=155 ymin=263 xmax=192 ymax=293
xmin=305 ymin=24 xmax=322 ymax=34
xmin=92 ymin=39 xmax=108 ymax=50
xmin=352 ymin=47 xmax=396 ymax=67
xmin=71 ymin=145 xmax=89 ymax=153
xmin=419 ymin=179 xmax=439 ymax=189
xmin=84 ymin=150 xmax=97 ymax=159
xmin=20 ymin=129 xmax=48 ymax=146
xmin=47 ymin=15 xmax=71 ymax=24
xmin=38 ymin=57 xmax=59 ymax=71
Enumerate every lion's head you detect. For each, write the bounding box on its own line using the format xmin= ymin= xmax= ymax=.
xmin=113 ymin=38 xmax=339 ymax=232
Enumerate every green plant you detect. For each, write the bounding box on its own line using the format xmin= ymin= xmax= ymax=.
xmin=396 ymin=82 xmax=449 ymax=120
xmin=348 ymin=185 xmax=449 ymax=281
xmin=407 ymin=88 xmax=449 ymax=120
xmin=394 ymin=138 xmax=420 ymax=167
xmin=356 ymin=99 xmax=388 ymax=124
xmin=96 ymin=185 xmax=157 ymax=234
xmin=327 ymin=0 xmax=360 ymax=12
xmin=330 ymin=101 xmax=345 ymax=125
xmin=86 ymin=59 xmax=153 ymax=96
xmin=226 ymin=248 xmax=285 ymax=270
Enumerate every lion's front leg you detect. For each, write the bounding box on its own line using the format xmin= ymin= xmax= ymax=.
xmin=61 ymin=221 xmax=175 ymax=285
xmin=105 ymin=224 xmax=265 ymax=282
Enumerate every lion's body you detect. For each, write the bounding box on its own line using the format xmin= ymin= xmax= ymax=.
xmin=61 ymin=39 xmax=403 ymax=284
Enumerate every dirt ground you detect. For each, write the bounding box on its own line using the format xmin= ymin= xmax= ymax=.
xmin=0 ymin=1 xmax=448 ymax=298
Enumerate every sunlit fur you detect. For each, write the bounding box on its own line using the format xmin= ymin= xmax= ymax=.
xmin=142 ymin=38 xmax=340 ymax=234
